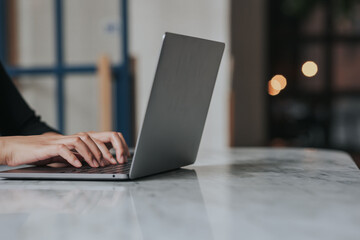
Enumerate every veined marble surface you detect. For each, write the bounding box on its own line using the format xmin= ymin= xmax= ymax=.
xmin=0 ymin=148 xmax=359 ymax=240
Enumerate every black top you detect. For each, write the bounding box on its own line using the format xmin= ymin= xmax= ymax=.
xmin=0 ymin=62 xmax=59 ymax=136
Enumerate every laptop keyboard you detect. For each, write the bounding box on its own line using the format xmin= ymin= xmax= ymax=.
xmin=60 ymin=160 xmax=132 ymax=174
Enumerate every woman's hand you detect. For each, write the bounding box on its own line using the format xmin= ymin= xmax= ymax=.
xmin=0 ymin=131 xmax=130 ymax=168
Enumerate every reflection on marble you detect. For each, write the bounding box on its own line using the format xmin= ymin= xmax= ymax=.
xmin=0 ymin=148 xmax=359 ymax=240
xmin=0 ymin=169 xmax=212 ymax=240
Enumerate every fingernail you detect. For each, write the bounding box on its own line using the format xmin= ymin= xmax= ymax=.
xmin=120 ymin=156 xmax=124 ymax=163
xmin=93 ymin=159 xmax=99 ymax=167
xmin=75 ymin=160 xmax=82 ymax=167
xmin=111 ymin=157 xmax=117 ymax=164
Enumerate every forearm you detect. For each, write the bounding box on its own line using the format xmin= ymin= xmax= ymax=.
xmin=42 ymin=132 xmax=62 ymax=136
xmin=0 ymin=137 xmax=10 ymax=165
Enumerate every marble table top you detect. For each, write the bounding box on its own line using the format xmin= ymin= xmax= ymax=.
xmin=0 ymin=147 xmax=359 ymax=240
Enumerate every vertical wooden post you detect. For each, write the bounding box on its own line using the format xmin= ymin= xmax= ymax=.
xmin=230 ymin=0 xmax=267 ymax=146
xmin=97 ymin=55 xmax=113 ymax=131
xmin=7 ymin=0 xmax=18 ymax=65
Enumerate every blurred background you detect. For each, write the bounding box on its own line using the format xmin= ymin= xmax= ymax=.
xmin=0 ymin=0 xmax=359 ymax=166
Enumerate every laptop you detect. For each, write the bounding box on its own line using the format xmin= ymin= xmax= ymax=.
xmin=0 ymin=32 xmax=225 ymax=180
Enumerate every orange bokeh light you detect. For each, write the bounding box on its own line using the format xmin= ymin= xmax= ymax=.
xmin=271 ymin=75 xmax=287 ymax=90
xmin=268 ymin=74 xmax=287 ymax=96
xmin=270 ymin=79 xmax=281 ymax=90
xmin=268 ymin=81 xmax=280 ymax=96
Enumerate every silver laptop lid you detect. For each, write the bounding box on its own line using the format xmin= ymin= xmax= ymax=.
xmin=130 ymin=32 xmax=225 ymax=179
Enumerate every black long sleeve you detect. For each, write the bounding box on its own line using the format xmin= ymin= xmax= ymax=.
xmin=0 ymin=61 xmax=59 ymax=136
